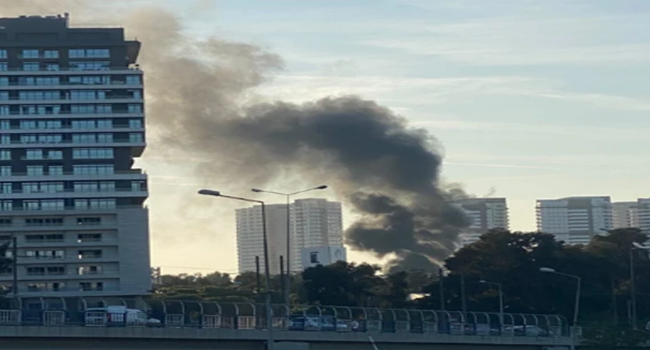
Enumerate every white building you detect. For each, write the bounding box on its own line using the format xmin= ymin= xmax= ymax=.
xmin=636 ymin=199 xmax=650 ymax=234
xmin=453 ymin=198 xmax=509 ymax=245
xmin=0 ymin=16 xmax=150 ymax=300
xmin=235 ymin=204 xmax=287 ymax=275
xmin=236 ymin=198 xmax=344 ymax=274
xmin=536 ymin=196 xmax=613 ymax=244
xmin=612 ymin=201 xmax=639 ymax=229
xmin=300 ymin=245 xmax=347 ymax=270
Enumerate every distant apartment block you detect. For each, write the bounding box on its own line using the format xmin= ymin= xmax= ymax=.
xmin=612 ymin=201 xmax=639 ymax=229
xmin=236 ymin=198 xmax=344 ymax=274
xmin=453 ymin=198 xmax=509 ymax=245
xmin=0 ymin=15 xmax=150 ymax=300
xmin=536 ymin=196 xmax=612 ymax=244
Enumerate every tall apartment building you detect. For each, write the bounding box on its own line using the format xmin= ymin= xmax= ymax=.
xmin=612 ymin=201 xmax=639 ymax=229
xmin=536 ymin=196 xmax=612 ymax=245
xmin=0 ymin=15 xmax=150 ymax=299
xmin=638 ymin=199 xmax=650 ymax=234
xmin=453 ymin=198 xmax=509 ymax=245
xmin=291 ymin=199 xmax=344 ymax=272
xmin=235 ymin=204 xmax=288 ymax=275
xmin=236 ymin=198 xmax=344 ymax=274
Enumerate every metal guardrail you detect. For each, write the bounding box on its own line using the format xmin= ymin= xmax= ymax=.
xmin=0 ymin=307 xmax=573 ymax=339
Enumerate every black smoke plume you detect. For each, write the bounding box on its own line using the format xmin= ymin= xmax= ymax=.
xmin=0 ymin=2 xmax=471 ymax=271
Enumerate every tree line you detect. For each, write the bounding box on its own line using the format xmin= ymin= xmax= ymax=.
xmin=155 ymin=228 xmax=650 ymax=328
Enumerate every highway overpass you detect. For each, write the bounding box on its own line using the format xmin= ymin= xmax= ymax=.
xmin=0 ymin=325 xmax=573 ymax=350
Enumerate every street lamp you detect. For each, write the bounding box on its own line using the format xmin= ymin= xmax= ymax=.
xmin=540 ymin=267 xmax=581 ymax=350
xmin=198 ymin=189 xmax=274 ymax=350
xmin=479 ymin=280 xmax=504 ymax=327
xmin=630 ymin=242 xmax=650 ymax=329
xmin=251 ymin=185 xmax=328 ymax=305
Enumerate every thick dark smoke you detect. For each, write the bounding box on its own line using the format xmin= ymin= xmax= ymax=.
xmin=1 ymin=2 xmax=471 ymax=272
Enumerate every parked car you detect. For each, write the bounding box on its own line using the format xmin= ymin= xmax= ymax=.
xmin=504 ymin=325 xmax=551 ymax=336
xmin=288 ymin=315 xmax=347 ymax=331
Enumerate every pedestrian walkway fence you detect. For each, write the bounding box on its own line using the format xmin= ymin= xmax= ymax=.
xmin=0 ymin=297 xmax=573 ymax=338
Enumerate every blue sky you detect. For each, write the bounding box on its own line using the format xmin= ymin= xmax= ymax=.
xmin=87 ymin=0 xmax=650 ymax=273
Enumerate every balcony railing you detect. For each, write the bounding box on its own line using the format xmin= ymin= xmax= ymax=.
xmin=0 ymin=169 xmax=145 ymax=177
xmin=2 ymin=188 xmax=147 ymax=195
xmin=0 ymin=67 xmax=141 ymax=73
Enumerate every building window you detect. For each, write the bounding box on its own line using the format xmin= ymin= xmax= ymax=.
xmin=26 ymin=234 xmax=64 ymax=243
xmin=131 ymin=181 xmax=145 ymax=192
xmin=39 ymin=120 xmax=62 ymax=129
xmin=25 ymin=149 xmax=43 ymax=160
xmin=25 ymin=218 xmax=64 ymax=226
xmin=47 ymin=150 xmax=63 ymax=160
xmin=0 ymin=50 xmax=7 ymax=59
xmin=23 ymin=200 xmax=64 ymax=211
xmin=0 ymin=183 xmax=11 ymax=194
xmin=0 ymin=201 xmax=12 ymax=211
xmin=43 ymin=50 xmax=59 ymax=58
xmin=23 ymin=62 xmax=40 ymax=71
xmin=19 ymin=91 xmax=60 ymax=100
xmin=129 ymin=119 xmax=143 ymax=128
xmin=0 ymin=63 xmax=6 ymax=71
xmin=0 ymin=166 xmax=10 ymax=176
xmin=26 ymin=166 xmax=43 ymax=176
xmin=0 ymin=121 xmax=8 ymax=130
xmin=79 ymin=282 xmax=103 ymax=291
xmin=0 ymin=150 xmax=10 ymax=160
xmin=129 ymin=133 xmax=143 ymax=143
xmin=72 ymin=133 xmax=96 ymax=143
xmin=73 ymin=165 xmax=114 ymax=175
xmin=48 ymin=166 xmax=63 ymax=176
xmin=0 ymin=219 xmax=11 ymax=226
xmin=0 ymin=107 xmax=7 ymax=116
xmin=128 ymin=104 xmax=143 ymax=114
xmin=310 ymin=252 xmax=320 ymax=264
xmin=20 ymin=105 xmax=61 ymax=115
xmin=78 ymin=250 xmax=102 ymax=259
xmin=73 ymin=148 xmax=113 ymax=159
xmin=77 ymin=233 xmax=101 ymax=243
xmin=22 ymin=49 xmax=39 ymax=58
xmin=78 ymin=266 xmax=102 ymax=275
xmin=69 ymin=61 xmax=110 ymax=71
xmin=76 ymin=217 xmax=101 ymax=226
xmin=74 ymin=199 xmax=116 ymax=210
xmin=26 ymin=250 xmax=64 ymax=259
xmin=69 ymin=49 xmax=110 ymax=58
xmin=97 ymin=134 xmax=113 ymax=143
xmin=126 ymin=75 xmax=141 ymax=84
xmin=1 ymin=135 xmax=10 ymax=144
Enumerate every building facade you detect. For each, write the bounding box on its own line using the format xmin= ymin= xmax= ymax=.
xmin=0 ymin=15 xmax=150 ymax=298
xmin=453 ymin=198 xmax=509 ymax=245
xmin=290 ymin=198 xmax=344 ymax=272
xmin=236 ymin=198 xmax=344 ymax=274
xmin=536 ymin=196 xmax=612 ymax=244
xmin=612 ymin=201 xmax=639 ymax=229
xmin=300 ymin=245 xmax=347 ymax=270
xmin=235 ymin=204 xmax=287 ymax=275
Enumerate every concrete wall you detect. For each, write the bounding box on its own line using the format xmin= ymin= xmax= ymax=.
xmin=0 ymin=326 xmax=573 ymax=349
xmin=116 ymin=208 xmax=151 ymax=295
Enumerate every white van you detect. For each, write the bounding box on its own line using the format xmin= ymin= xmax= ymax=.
xmin=85 ymin=305 xmax=161 ymax=327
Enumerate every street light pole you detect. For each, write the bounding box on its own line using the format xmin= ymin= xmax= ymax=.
xmin=198 ymin=189 xmax=275 ymax=350
xmin=479 ymin=280 xmax=503 ymax=327
xmin=540 ymin=267 xmax=581 ymax=350
xmin=251 ymin=185 xmax=327 ymax=306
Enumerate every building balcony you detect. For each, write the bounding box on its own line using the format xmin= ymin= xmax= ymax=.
xmin=0 ymin=140 xmax=146 ymax=157
xmin=0 ymin=170 xmax=146 ymax=182
xmin=0 ymin=97 xmax=143 ymax=105
xmin=0 ymin=112 xmax=143 ymax=120
xmin=0 ymin=67 xmax=142 ymax=76
xmin=18 ymin=239 xmax=119 ymax=248
xmin=0 ymin=188 xmax=148 ymax=200
xmin=4 ymin=126 xmax=144 ymax=135
xmin=0 ymin=82 xmax=143 ymax=91
xmin=0 ymin=205 xmax=147 ymax=217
